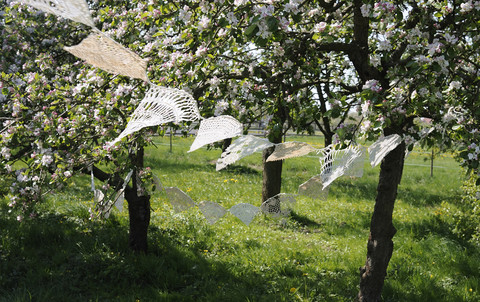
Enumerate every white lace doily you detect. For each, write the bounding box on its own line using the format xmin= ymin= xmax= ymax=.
xmin=368 ymin=134 xmax=402 ymax=167
xmin=229 ymin=203 xmax=259 ymax=225
xmin=165 ymin=187 xmax=196 ymax=213
xmin=110 ymin=84 xmax=201 ymax=144
xmin=260 ymin=193 xmax=296 ymax=217
xmin=266 ymin=141 xmax=317 ymax=162
xmin=20 ymin=0 xmax=95 ymax=27
xmin=188 ymin=115 xmax=243 ymax=152
xmin=198 ymin=200 xmax=227 ymax=224
xmin=298 ymin=175 xmax=329 ymax=200
xmin=114 ymin=192 xmax=124 ymax=212
xmin=343 ymin=146 xmax=365 ymax=178
xmin=318 ymin=145 xmax=363 ymax=189
xmin=216 ymin=135 xmax=275 ymax=171
xmin=64 ymin=32 xmax=148 ymax=81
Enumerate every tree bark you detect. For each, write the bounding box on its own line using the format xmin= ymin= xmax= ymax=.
xmin=125 ymin=188 xmax=150 ymax=253
xmin=261 ymin=124 xmax=284 ymax=202
xmin=358 ymin=139 xmax=406 ymax=301
xmin=261 ymin=144 xmax=283 ymax=202
xmin=125 ymin=145 xmax=151 ymax=253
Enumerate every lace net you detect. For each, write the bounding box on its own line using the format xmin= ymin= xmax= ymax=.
xmin=111 ymin=84 xmax=201 ymax=144
xmin=165 ymin=187 xmax=196 ymax=213
xmin=189 ymin=115 xmax=243 ymax=152
xmin=260 ymin=193 xmax=296 ymax=217
xmin=318 ymin=145 xmax=363 ymax=189
xmin=216 ymin=135 xmax=274 ymax=171
xmin=229 ymin=203 xmax=259 ymax=225
xmin=368 ymin=134 xmax=402 ymax=167
xmin=298 ymin=175 xmax=329 ymax=200
xmin=20 ymin=0 xmax=95 ymax=27
xmin=64 ymin=32 xmax=148 ymax=81
xmin=266 ymin=141 xmax=316 ymax=162
xmin=198 ymin=200 xmax=227 ymax=225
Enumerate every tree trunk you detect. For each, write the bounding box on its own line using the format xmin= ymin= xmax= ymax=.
xmin=125 ymin=144 xmax=151 ymax=253
xmin=125 ymin=189 xmax=150 ymax=253
xmin=261 ymin=146 xmax=283 ymax=202
xmin=262 ymin=132 xmax=283 ymax=202
xmin=358 ymin=140 xmax=406 ymax=301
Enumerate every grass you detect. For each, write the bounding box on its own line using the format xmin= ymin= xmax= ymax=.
xmin=1 ymin=135 xmax=479 ymax=301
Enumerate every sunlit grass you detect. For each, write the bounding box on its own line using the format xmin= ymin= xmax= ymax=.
xmin=1 ymin=135 xmax=478 ymax=301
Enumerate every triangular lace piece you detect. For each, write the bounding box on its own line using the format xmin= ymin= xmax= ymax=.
xmin=298 ymin=175 xmax=329 ymax=200
xmin=343 ymin=147 xmax=365 ymax=178
xmin=110 ymin=84 xmax=201 ymax=144
xmin=318 ymin=145 xmax=363 ymax=189
xmin=260 ymin=193 xmax=296 ymax=217
xmin=368 ymin=134 xmax=402 ymax=167
xmin=216 ymin=135 xmax=275 ymax=171
xmin=111 ymin=170 xmax=133 ymax=212
xmin=64 ymin=32 xmax=148 ymax=81
xmin=19 ymin=0 xmax=95 ymax=27
xmin=229 ymin=203 xmax=259 ymax=225
xmin=198 ymin=200 xmax=227 ymax=224
xmin=165 ymin=187 xmax=196 ymax=213
xmin=266 ymin=141 xmax=317 ymax=162
xmin=189 ymin=115 xmax=243 ymax=152
xmin=114 ymin=192 xmax=124 ymax=212
xmin=152 ymin=174 xmax=163 ymax=192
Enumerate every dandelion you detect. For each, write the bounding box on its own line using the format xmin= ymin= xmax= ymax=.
xmin=187 ymin=187 xmax=192 ymax=192
xmin=290 ymin=287 xmax=296 ymax=293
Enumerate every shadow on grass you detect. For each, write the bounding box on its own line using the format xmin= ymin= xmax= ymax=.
xmin=383 ymin=216 xmax=480 ymax=302
xmin=216 ymin=164 xmax=261 ymax=175
xmin=0 ymin=208 xmax=356 ymax=302
xmin=290 ymin=211 xmax=323 ymax=229
xmin=0 ymin=212 xmax=265 ymax=301
xmin=330 ymin=177 xmax=378 ymax=202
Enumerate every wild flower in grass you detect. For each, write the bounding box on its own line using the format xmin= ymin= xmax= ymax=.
xmin=187 ymin=187 xmax=192 ymax=192
xmin=290 ymin=287 xmax=296 ymax=293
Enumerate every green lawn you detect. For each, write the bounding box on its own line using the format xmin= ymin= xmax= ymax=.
xmin=1 ymin=135 xmax=479 ymax=301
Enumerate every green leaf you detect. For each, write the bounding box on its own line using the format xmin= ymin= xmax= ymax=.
xmin=245 ymin=23 xmax=258 ymax=37
xmin=185 ymin=39 xmax=194 ymax=47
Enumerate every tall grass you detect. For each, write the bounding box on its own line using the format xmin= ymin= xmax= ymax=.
xmin=0 ymin=135 xmax=478 ymax=301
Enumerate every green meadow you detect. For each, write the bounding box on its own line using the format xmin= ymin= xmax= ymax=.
xmin=1 ymin=135 xmax=479 ymax=301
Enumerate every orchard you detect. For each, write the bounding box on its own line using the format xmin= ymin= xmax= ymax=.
xmin=1 ymin=0 xmax=479 ymax=301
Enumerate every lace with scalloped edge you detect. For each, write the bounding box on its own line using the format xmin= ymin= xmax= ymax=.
xmin=216 ymin=135 xmax=274 ymax=171
xmin=189 ymin=115 xmax=243 ymax=152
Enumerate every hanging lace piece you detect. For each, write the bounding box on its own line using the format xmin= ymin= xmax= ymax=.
xmin=110 ymin=84 xmax=201 ymax=144
xmin=93 ymin=189 xmax=113 ymax=218
xmin=198 ymin=200 xmax=227 ymax=224
xmin=165 ymin=187 xmax=196 ymax=213
xmin=216 ymin=135 xmax=275 ymax=171
xmin=114 ymin=192 xmax=124 ymax=212
xmin=343 ymin=147 xmax=365 ymax=178
xmin=64 ymin=32 xmax=148 ymax=81
xmin=152 ymin=174 xmax=163 ymax=192
xmin=90 ymin=166 xmax=95 ymax=191
xmin=266 ymin=141 xmax=317 ymax=162
xmin=111 ymin=170 xmax=133 ymax=212
xmin=368 ymin=134 xmax=402 ymax=167
xmin=318 ymin=145 xmax=363 ymax=189
xmin=229 ymin=203 xmax=259 ymax=225
xmin=298 ymin=175 xmax=329 ymax=200
xmin=19 ymin=0 xmax=95 ymax=27
xmin=260 ymin=193 xmax=296 ymax=217
xmin=188 ymin=115 xmax=243 ymax=152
